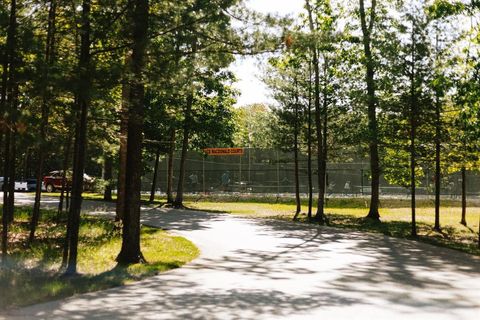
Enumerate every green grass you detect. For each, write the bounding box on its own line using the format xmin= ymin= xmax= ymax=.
xmin=0 ymin=207 xmax=199 ymax=310
xmin=184 ymin=200 xmax=480 ymax=256
xmin=39 ymin=191 xmax=480 ymax=254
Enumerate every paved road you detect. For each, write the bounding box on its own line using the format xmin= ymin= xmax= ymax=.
xmin=2 ymin=193 xmax=480 ymax=319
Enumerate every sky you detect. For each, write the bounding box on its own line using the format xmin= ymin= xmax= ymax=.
xmin=230 ymin=0 xmax=304 ymax=106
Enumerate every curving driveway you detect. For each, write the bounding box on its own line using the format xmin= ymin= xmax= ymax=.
xmin=2 ymin=193 xmax=480 ymax=319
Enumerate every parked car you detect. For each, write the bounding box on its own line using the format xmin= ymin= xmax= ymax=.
xmin=43 ymin=171 xmax=94 ymax=192
xmin=0 ymin=177 xmax=29 ymax=191
xmin=26 ymin=178 xmax=38 ymax=192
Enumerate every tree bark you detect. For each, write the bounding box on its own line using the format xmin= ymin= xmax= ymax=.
xmin=317 ymin=57 xmax=329 ymax=222
xmin=166 ymin=127 xmax=175 ymax=204
xmin=103 ymin=154 xmax=113 ymax=201
xmin=460 ymin=167 xmax=467 ymax=226
xmin=29 ymin=0 xmax=57 ymax=244
xmin=149 ymin=145 xmax=161 ymax=203
xmin=307 ymin=67 xmax=313 ymax=220
xmin=359 ymin=0 xmax=380 ymax=221
xmin=293 ymin=80 xmax=301 ymax=219
xmin=174 ymin=94 xmax=194 ymax=208
xmin=409 ymin=23 xmax=417 ymax=237
xmin=305 ymin=0 xmax=326 ymax=225
xmin=116 ymin=59 xmax=131 ymax=221
xmin=434 ymin=90 xmax=441 ymax=231
xmin=1 ymin=0 xmax=18 ymax=255
xmin=65 ymin=0 xmax=91 ymax=275
xmin=1 ymin=129 xmax=11 ymax=256
xmin=58 ymin=133 xmax=72 ymax=217
xmin=116 ymin=0 xmax=149 ymax=265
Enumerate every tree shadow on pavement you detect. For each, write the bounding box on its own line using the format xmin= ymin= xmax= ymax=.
xmin=140 ymin=208 xmax=227 ymax=232
xmin=5 ymin=208 xmax=480 ymax=319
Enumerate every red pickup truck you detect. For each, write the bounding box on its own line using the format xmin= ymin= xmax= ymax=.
xmin=43 ymin=170 xmax=94 ymax=192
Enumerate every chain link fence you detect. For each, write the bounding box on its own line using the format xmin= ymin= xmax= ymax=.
xmin=143 ymin=148 xmax=480 ymax=199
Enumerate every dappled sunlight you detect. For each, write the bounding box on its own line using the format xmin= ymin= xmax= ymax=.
xmin=5 ymin=206 xmax=479 ymax=319
xmin=3 ymin=195 xmax=480 ymax=319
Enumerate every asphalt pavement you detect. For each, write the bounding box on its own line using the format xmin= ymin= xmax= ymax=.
xmin=1 ymin=193 xmax=480 ymax=319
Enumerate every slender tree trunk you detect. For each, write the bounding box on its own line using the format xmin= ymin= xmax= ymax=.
xmin=410 ymin=117 xmax=417 ymax=237
xmin=460 ymin=167 xmax=467 ymax=226
xmin=103 ymin=154 xmax=113 ymax=201
xmin=149 ymin=145 xmax=161 ymax=203
xmin=316 ymin=58 xmax=329 ymax=222
xmin=61 ymin=129 xmax=75 ymax=268
xmin=58 ymin=133 xmax=72 ymax=217
xmin=359 ymin=0 xmax=380 ymax=221
xmin=305 ymin=0 xmax=326 ymax=225
xmin=65 ymin=0 xmax=91 ymax=275
xmin=1 ymin=130 xmax=10 ymax=256
xmin=2 ymin=0 xmax=18 ymax=255
xmin=29 ymin=0 xmax=57 ymax=244
xmin=6 ymin=124 xmax=16 ymax=224
xmin=293 ymin=80 xmax=301 ymax=219
xmin=116 ymin=63 xmax=130 ymax=221
xmin=116 ymin=0 xmax=148 ymax=265
xmin=166 ymin=127 xmax=175 ymax=204
xmin=434 ymin=93 xmax=441 ymax=231
xmin=174 ymin=94 xmax=194 ymax=208
xmin=410 ymin=25 xmax=417 ymax=237
xmin=307 ymin=76 xmax=313 ymax=220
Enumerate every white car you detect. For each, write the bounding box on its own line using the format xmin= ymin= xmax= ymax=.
xmin=0 ymin=177 xmax=29 ymax=191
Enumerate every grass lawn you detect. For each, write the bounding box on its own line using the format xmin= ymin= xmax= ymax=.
xmin=0 ymin=207 xmax=199 ymax=310
xmin=40 ymin=192 xmax=480 ymax=255
xmin=183 ymin=197 xmax=480 ymax=256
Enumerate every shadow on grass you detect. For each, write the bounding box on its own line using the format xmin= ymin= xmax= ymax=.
xmin=0 ymin=260 xmax=186 ymax=310
xmin=4 ymin=211 xmax=479 ymax=319
xmin=280 ymin=212 xmax=480 ymax=256
xmin=183 ymin=206 xmax=228 ymax=214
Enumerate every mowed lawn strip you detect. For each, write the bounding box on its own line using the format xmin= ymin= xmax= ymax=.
xmin=32 ymin=192 xmax=480 ymax=254
xmin=0 ymin=207 xmax=199 ymax=310
xmin=184 ymin=200 xmax=480 ymax=256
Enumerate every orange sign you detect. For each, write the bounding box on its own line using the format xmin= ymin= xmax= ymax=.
xmin=204 ymin=148 xmax=244 ymax=156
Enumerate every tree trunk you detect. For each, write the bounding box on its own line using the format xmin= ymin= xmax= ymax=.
xmin=307 ymin=72 xmax=313 ymax=220
xmin=359 ymin=0 xmax=380 ymax=221
xmin=116 ymin=0 xmax=148 ymax=265
xmin=166 ymin=127 xmax=175 ymax=204
xmin=460 ymin=167 xmax=467 ymax=226
xmin=1 ymin=130 xmax=11 ymax=256
xmin=410 ymin=24 xmax=417 ymax=237
xmin=293 ymin=81 xmax=301 ymax=219
xmin=58 ymin=133 xmax=72 ymax=217
xmin=103 ymin=154 xmax=113 ymax=201
xmin=116 ymin=62 xmax=131 ymax=221
xmin=65 ymin=0 xmax=91 ymax=275
xmin=174 ymin=94 xmax=194 ymax=208
xmin=1 ymin=0 xmax=18 ymax=256
xmin=6 ymin=126 xmax=16 ymax=224
xmin=29 ymin=0 xmax=57 ymax=244
xmin=410 ymin=116 xmax=417 ymax=237
xmin=434 ymin=92 xmax=441 ymax=231
xmin=61 ymin=131 xmax=74 ymax=268
xmin=305 ymin=0 xmax=326 ymax=225
xmin=149 ymin=145 xmax=161 ymax=203
xmin=316 ymin=58 xmax=329 ymax=222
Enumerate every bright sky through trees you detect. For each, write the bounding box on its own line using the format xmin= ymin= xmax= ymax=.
xmin=231 ymin=0 xmax=304 ymax=106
